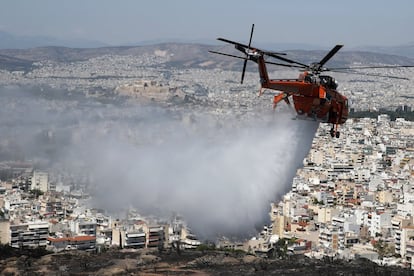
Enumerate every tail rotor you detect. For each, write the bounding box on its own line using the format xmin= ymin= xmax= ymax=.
xmin=210 ymin=24 xmax=286 ymax=82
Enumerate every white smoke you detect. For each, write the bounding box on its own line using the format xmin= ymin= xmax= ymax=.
xmin=76 ymin=108 xmax=318 ymax=238
xmin=0 ymin=86 xmax=318 ymax=238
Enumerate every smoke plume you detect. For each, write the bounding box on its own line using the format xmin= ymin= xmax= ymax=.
xmin=0 ymin=86 xmax=318 ymax=238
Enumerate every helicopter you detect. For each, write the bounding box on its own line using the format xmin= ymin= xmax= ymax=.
xmin=210 ymin=24 xmax=413 ymax=138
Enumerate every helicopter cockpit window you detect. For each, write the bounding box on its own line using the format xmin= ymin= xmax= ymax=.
xmin=320 ymin=76 xmax=338 ymax=89
xmin=304 ymin=74 xmax=315 ymax=83
xmin=331 ymin=79 xmax=338 ymax=90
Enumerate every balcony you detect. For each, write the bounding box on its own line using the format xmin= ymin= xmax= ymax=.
xmin=126 ymin=232 xmax=145 ymax=238
xmin=125 ymin=241 xmax=145 ymax=247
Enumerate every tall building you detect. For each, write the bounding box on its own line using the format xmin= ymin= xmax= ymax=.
xmin=398 ymin=226 xmax=414 ymax=261
xmin=31 ymin=171 xmax=49 ymax=193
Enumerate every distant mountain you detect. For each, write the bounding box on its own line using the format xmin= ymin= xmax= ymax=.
xmin=0 ymin=31 xmax=107 ymax=49
xmin=0 ymin=53 xmax=33 ymax=71
xmin=0 ymin=43 xmax=413 ymax=72
xmin=2 ymin=30 xmax=414 ymax=60
xmin=353 ymin=44 xmax=414 ymax=59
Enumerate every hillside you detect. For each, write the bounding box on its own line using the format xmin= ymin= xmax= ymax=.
xmin=0 ymin=43 xmax=413 ymax=72
xmin=1 ymin=247 xmax=412 ymax=276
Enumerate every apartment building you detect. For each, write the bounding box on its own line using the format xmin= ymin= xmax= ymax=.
xmin=124 ymin=230 xmax=146 ymax=248
xmin=31 ymin=171 xmax=49 ymax=193
xmin=319 ymin=225 xmax=340 ymax=252
xmin=9 ymin=221 xmax=49 ymax=248
xmin=396 ymin=226 xmax=414 ymax=262
xmin=369 ymin=210 xmax=392 ymax=238
xmin=70 ymin=218 xmax=97 ymax=236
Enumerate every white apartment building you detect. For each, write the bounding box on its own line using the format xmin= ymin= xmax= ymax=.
xmin=392 ymin=215 xmax=414 ymax=257
xmin=319 ymin=225 xmax=340 ymax=252
xmin=70 ymin=218 xmax=97 ymax=236
xmin=396 ymin=226 xmax=414 ymax=260
xmin=10 ymin=221 xmax=49 ymax=248
xmin=31 ymin=171 xmax=49 ymax=192
xmin=397 ymin=202 xmax=414 ymax=217
xmin=369 ymin=211 xmax=392 ymax=238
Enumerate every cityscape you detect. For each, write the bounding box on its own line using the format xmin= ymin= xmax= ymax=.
xmin=0 ymin=44 xmax=414 ymax=273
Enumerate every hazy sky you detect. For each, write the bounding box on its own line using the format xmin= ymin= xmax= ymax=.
xmin=0 ymin=0 xmax=413 ymax=47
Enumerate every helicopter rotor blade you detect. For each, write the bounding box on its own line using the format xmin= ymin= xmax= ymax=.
xmin=248 ymin=24 xmax=254 ymax=49
xmin=327 ymin=65 xmax=414 ymax=70
xmin=267 ymin=54 xmax=309 ymax=69
xmin=240 ymin=24 xmax=255 ymax=84
xmin=208 ymin=50 xmax=248 ymax=60
xmin=330 ymin=69 xmax=409 ymax=80
xmin=241 ymin=59 xmax=248 ymax=83
xmin=265 ymin=60 xmax=307 ymax=69
xmin=209 ymin=50 xmax=304 ymax=71
xmin=209 ymin=50 xmax=304 ymax=77
xmin=263 ymin=50 xmax=287 ymax=56
xmin=319 ymin=45 xmax=343 ymax=67
xmin=217 ymin=38 xmax=250 ymax=49
xmin=217 ymin=37 xmax=286 ymax=56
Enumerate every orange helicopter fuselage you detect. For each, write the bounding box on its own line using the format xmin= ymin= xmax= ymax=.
xmin=256 ymin=55 xmax=349 ymax=126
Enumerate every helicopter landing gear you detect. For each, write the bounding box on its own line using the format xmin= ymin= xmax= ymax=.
xmin=330 ymin=125 xmax=340 ymax=138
